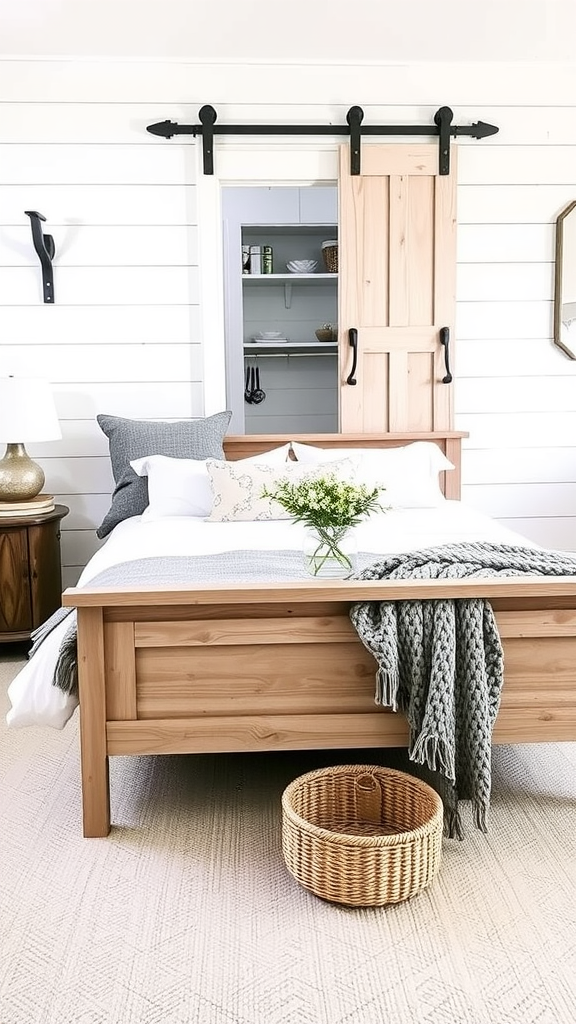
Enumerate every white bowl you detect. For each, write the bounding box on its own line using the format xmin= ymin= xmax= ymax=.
xmin=257 ymin=331 xmax=284 ymax=340
xmin=286 ymin=259 xmax=318 ymax=274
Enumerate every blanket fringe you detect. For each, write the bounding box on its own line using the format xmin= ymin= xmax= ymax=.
xmin=473 ymin=802 xmax=489 ymax=834
xmin=443 ymin=806 xmax=465 ymax=841
xmin=53 ymin=623 xmax=78 ymax=695
xmin=409 ymin=731 xmax=456 ymax=784
xmin=28 ymin=607 xmax=74 ymax=661
xmin=375 ymin=667 xmax=399 ymax=710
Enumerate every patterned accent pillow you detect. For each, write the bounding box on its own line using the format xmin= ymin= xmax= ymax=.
xmin=205 ymin=458 xmax=354 ymax=522
xmin=96 ymin=410 xmax=232 ymax=538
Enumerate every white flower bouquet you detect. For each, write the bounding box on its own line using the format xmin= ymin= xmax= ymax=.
xmin=263 ymin=471 xmax=385 ymax=575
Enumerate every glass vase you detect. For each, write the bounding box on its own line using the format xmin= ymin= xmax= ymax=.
xmin=302 ymin=526 xmax=357 ymax=579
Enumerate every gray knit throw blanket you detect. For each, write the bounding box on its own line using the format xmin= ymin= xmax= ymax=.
xmin=349 ymin=541 xmax=576 ymax=839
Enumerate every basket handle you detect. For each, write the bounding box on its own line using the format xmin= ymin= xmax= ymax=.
xmin=355 ymin=773 xmax=382 ymax=824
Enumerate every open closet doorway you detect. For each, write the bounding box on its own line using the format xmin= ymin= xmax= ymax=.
xmin=222 ymin=185 xmax=338 ymax=433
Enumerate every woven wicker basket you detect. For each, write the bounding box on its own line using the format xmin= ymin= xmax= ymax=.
xmin=321 ymin=240 xmax=338 ymax=273
xmin=281 ymin=765 xmax=443 ymax=906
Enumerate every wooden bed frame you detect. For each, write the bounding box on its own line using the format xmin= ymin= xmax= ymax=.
xmin=63 ymin=432 xmax=576 ymax=837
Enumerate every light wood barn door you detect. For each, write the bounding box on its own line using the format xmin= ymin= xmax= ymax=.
xmin=338 ymin=144 xmax=457 ymax=432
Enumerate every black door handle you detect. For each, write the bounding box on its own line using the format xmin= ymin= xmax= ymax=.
xmin=439 ymin=326 xmax=452 ymax=384
xmin=346 ymin=328 xmax=358 ymax=385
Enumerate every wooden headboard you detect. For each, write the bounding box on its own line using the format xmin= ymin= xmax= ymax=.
xmin=223 ymin=432 xmax=467 ymax=500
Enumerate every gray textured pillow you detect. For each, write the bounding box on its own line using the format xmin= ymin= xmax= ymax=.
xmin=96 ymin=410 xmax=232 ymax=538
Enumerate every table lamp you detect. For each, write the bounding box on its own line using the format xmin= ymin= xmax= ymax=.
xmin=0 ymin=376 xmax=62 ymax=502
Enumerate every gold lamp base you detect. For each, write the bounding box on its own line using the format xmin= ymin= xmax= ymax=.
xmin=0 ymin=443 xmax=46 ymax=501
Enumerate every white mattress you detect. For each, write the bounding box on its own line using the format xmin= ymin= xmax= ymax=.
xmin=6 ymin=502 xmax=535 ymax=730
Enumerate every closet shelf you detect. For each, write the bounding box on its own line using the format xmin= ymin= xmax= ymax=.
xmin=243 ymin=272 xmax=337 ymax=307
xmin=244 ymin=341 xmax=338 ymax=355
xmin=242 ymin=273 xmax=337 ymax=284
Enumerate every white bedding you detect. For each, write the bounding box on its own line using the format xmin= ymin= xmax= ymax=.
xmin=6 ymin=502 xmax=536 ymax=730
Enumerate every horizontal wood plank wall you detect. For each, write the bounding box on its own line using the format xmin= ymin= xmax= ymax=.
xmin=1 ymin=60 xmax=575 ymax=583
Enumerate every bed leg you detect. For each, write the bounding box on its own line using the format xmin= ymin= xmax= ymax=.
xmin=77 ymin=607 xmax=112 ymax=837
xmin=81 ymin=753 xmax=111 ymax=838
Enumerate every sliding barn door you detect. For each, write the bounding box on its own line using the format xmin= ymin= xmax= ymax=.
xmin=338 ymin=144 xmax=457 ymax=432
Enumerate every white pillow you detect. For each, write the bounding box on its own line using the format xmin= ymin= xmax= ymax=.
xmin=130 ymin=454 xmax=214 ymax=518
xmin=205 ymin=458 xmax=355 ymax=522
xmin=131 ymin=443 xmax=292 ymax=520
xmin=290 ymin=441 xmax=454 ymax=508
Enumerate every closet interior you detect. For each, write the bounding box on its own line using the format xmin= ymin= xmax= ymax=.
xmin=222 ymin=186 xmax=338 ymax=434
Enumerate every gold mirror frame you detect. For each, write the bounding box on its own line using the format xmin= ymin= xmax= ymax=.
xmin=554 ymin=200 xmax=576 ymax=359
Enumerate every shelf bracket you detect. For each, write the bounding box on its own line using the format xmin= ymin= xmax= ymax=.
xmin=146 ymin=105 xmax=499 ymax=177
xmin=284 ymin=282 xmax=293 ymax=309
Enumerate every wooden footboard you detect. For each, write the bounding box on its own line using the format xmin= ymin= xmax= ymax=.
xmin=63 ymin=431 xmax=576 ymax=836
xmin=63 ymin=577 xmax=576 ymax=836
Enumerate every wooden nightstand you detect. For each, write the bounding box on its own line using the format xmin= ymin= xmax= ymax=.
xmin=0 ymin=504 xmax=69 ymax=642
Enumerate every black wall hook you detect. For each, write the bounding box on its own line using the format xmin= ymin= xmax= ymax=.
xmin=24 ymin=210 xmax=55 ymax=303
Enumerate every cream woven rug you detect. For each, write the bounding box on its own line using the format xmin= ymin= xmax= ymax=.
xmin=1 ymin=650 xmax=575 ymax=1024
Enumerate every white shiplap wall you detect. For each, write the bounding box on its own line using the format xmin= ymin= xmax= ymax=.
xmin=1 ymin=59 xmax=576 ymax=584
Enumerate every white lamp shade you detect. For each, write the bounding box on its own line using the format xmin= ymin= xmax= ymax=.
xmin=0 ymin=376 xmax=62 ymax=443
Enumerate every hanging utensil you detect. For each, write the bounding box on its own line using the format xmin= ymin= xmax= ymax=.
xmin=244 ymin=364 xmax=253 ymax=403
xmin=251 ymin=365 xmax=266 ymax=404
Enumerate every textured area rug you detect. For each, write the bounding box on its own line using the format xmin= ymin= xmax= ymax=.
xmin=1 ymin=651 xmax=576 ymax=1024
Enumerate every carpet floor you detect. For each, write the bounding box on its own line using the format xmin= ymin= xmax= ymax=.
xmin=1 ymin=649 xmax=575 ymax=1024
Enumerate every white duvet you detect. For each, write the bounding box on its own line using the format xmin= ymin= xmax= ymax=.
xmin=6 ymin=502 xmax=535 ymax=730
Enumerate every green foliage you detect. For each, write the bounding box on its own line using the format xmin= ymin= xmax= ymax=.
xmin=262 ymin=472 xmax=385 ymax=530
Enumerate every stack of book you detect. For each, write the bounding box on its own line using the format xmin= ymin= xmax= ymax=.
xmin=0 ymin=494 xmax=55 ymax=517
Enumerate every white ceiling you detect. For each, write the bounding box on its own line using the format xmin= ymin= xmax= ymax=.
xmin=1 ymin=0 xmax=576 ymax=63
